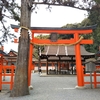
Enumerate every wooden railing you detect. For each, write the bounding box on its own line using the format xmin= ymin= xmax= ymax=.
xmin=0 ymin=65 xmax=15 ymax=91
xmin=84 ymin=66 xmax=100 ymax=88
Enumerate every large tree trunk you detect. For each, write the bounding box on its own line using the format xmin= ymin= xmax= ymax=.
xmin=10 ymin=0 xmax=32 ymax=97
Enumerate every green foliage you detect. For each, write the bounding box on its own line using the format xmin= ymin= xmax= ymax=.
xmin=87 ymin=3 xmax=100 ymax=53
xmin=33 ymin=35 xmax=50 ymax=59
xmin=95 ymin=0 xmax=100 ymax=4
xmin=60 ymin=17 xmax=98 ymax=53
xmin=36 ymin=34 xmax=50 ymax=39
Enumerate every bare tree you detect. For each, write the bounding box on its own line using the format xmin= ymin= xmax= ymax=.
xmin=10 ymin=0 xmax=32 ymax=97
xmin=32 ymin=0 xmax=96 ymax=11
xmin=0 ymin=0 xmax=20 ymax=45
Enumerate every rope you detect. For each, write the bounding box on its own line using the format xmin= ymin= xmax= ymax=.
xmin=20 ymin=26 xmax=29 ymax=30
xmin=17 ymin=26 xmax=32 ymax=40
xmin=30 ymin=36 xmax=84 ymax=46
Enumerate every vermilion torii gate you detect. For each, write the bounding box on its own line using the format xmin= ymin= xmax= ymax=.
xmin=11 ymin=24 xmax=96 ymax=88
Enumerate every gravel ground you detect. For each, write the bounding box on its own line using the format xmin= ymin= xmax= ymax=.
xmin=0 ymin=73 xmax=100 ymax=100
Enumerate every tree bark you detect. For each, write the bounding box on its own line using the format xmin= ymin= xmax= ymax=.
xmin=10 ymin=0 xmax=32 ymax=97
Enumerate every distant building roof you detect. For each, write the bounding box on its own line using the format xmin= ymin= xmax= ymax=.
xmin=41 ymin=45 xmax=95 ymax=56
xmin=8 ymin=49 xmax=18 ymax=56
xmin=40 ymin=45 xmax=95 ymax=61
xmin=0 ymin=50 xmax=8 ymax=56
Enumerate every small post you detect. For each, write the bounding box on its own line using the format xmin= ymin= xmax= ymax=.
xmin=90 ymin=71 xmax=92 ymax=89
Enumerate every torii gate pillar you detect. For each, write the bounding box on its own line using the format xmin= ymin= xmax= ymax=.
xmin=74 ymin=33 xmax=84 ymax=87
xmin=28 ymin=33 xmax=34 ymax=87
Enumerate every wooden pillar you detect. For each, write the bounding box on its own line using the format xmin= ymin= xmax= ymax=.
xmin=32 ymin=64 xmax=34 ymax=70
xmin=94 ymin=71 xmax=97 ymax=88
xmin=31 ymin=34 xmax=34 ymax=71
xmin=10 ymin=65 xmax=14 ymax=90
xmin=28 ymin=33 xmax=34 ymax=86
xmin=0 ymin=65 xmax=2 ymax=92
xmin=71 ymin=57 xmax=74 ymax=75
xmin=52 ymin=62 xmax=53 ymax=69
xmin=74 ymin=33 xmax=84 ymax=87
xmin=58 ymin=61 xmax=60 ymax=74
xmin=0 ymin=55 xmax=3 ymax=92
xmin=46 ymin=58 xmax=48 ymax=74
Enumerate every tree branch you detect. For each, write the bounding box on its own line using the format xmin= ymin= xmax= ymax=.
xmin=2 ymin=14 xmax=13 ymax=19
xmin=32 ymin=2 xmax=91 ymax=11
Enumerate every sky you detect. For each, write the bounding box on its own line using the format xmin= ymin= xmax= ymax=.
xmin=3 ymin=5 xmax=88 ymax=53
xmin=31 ymin=5 xmax=88 ymax=27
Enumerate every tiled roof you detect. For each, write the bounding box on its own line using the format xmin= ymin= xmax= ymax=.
xmin=8 ymin=49 xmax=18 ymax=56
xmin=0 ymin=50 xmax=8 ymax=56
xmin=41 ymin=45 xmax=95 ymax=57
